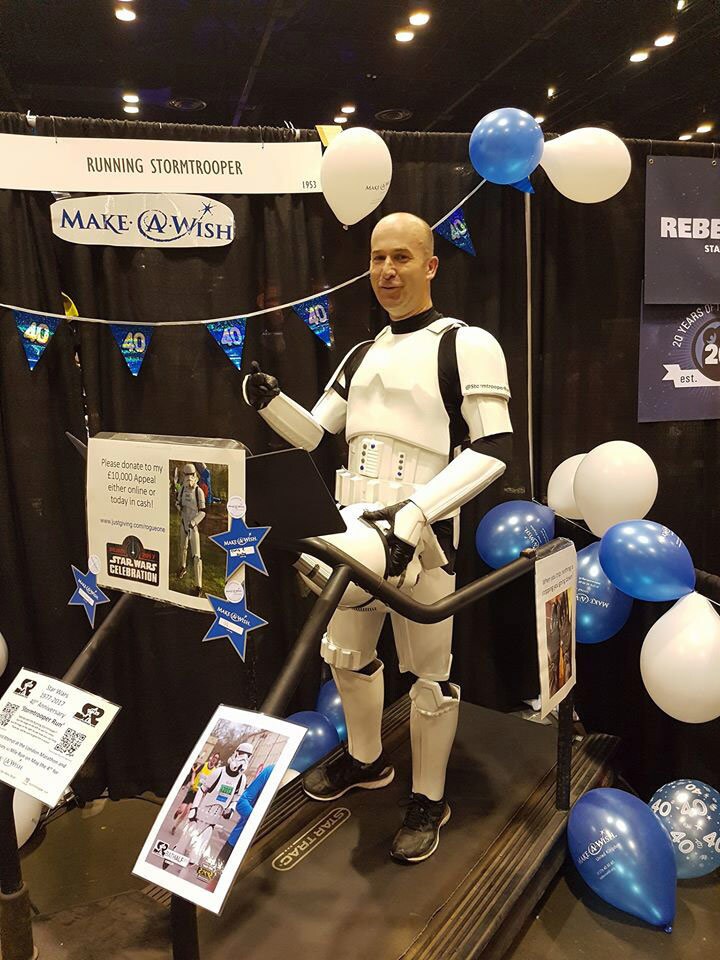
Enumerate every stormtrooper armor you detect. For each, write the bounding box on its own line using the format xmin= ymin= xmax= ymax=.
xmin=244 ymin=312 xmax=511 ymax=803
xmin=176 ymin=463 xmax=205 ymax=591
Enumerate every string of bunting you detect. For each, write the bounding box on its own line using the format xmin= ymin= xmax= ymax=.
xmin=2 ymin=180 xmax=485 ymax=376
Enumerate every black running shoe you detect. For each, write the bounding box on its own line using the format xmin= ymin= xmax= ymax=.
xmin=390 ymin=792 xmax=451 ymax=863
xmin=303 ymin=749 xmax=394 ymax=801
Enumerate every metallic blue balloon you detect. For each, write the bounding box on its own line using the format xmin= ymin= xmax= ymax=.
xmin=475 ymin=500 xmax=555 ymax=569
xmin=287 ymin=710 xmax=340 ymax=773
xmin=577 ymin=542 xmax=633 ymax=644
xmin=568 ymin=788 xmax=676 ymax=931
xmin=316 ymin=679 xmax=347 ymax=742
xmin=649 ymin=779 xmax=720 ymax=879
xmin=599 ymin=520 xmax=695 ymax=602
xmin=469 ymin=108 xmax=544 ymax=185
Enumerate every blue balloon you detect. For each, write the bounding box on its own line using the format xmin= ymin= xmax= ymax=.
xmin=475 ymin=500 xmax=555 ymax=569
xmin=649 ymin=779 xmax=720 ymax=879
xmin=287 ymin=710 xmax=340 ymax=773
xmin=568 ymin=788 xmax=676 ymax=931
xmin=316 ymin=679 xmax=347 ymax=742
xmin=577 ymin=542 xmax=633 ymax=644
xmin=599 ymin=520 xmax=695 ymax=602
xmin=469 ymin=108 xmax=544 ymax=186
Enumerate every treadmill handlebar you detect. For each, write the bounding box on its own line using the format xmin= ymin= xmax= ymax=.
xmin=286 ymin=536 xmax=574 ymax=624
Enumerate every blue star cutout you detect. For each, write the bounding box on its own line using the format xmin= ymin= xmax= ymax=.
xmin=68 ymin=565 xmax=110 ymax=628
xmin=210 ymin=516 xmax=270 ymax=578
xmin=203 ymin=595 xmax=268 ymax=660
xmin=200 ymin=201 xmax=214 ymax=215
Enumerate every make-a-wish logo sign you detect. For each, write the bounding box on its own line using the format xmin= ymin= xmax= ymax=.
xmin=50 ymin=194 xmax=235 ymax=248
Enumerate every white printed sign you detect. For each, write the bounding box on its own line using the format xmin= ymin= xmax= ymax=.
xmin=534 ymin=542 xmax=577 ymax=719
xmin=0 ymin=669 xmax=119 ymax=807
xmin=0 ymin=133 xmax=322 ymax=194
xmin=86 ymin=433 xmax=246 ymax=612
xmin=133 ymin=704 xmax=305 ymax=915
xmin=51 ymin=194 xmax=235 ymax=247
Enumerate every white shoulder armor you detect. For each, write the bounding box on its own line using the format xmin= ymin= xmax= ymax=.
xmin=455 ymin=326 xmax=511 ymax=401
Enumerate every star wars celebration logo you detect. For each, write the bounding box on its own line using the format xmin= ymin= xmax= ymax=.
xmin=661 ymin=304 xmax=720 ymax=390
xmin=107 ymin=535 xmax=160 ymax=586
xmin=51 ymin=194 xmax=235 ymax=248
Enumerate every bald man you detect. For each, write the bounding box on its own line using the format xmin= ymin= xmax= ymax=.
xmin=244 ymin=212 xmax=512 ymax=862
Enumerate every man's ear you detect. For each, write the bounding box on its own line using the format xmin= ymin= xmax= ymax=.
xmin=427 ymin=255 xmax=439 ymax=280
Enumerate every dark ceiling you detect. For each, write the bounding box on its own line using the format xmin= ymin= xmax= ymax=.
xmin=1 ymin=0 xmax=718 ymax=140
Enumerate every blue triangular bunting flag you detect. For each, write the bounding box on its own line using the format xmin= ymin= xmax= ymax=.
xmin=511 ymin=177 xmax=534 ymax=194
xmin=13 ymin=309 xmax=62 ymax=370
xmin=434 ymin=207 xmax=476 ymax=256
xmin=207 ymin=318 xmax=247 ymax=370
xmin=293 ymin=295 xmax=332 ymax=347
xmin=109 ymin=324 xmax=154 ymax=376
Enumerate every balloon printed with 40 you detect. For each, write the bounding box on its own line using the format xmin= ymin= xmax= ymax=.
xmin=649 ymin=779 xmax=720 ymax=879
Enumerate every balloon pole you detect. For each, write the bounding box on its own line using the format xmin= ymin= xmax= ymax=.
xmin=555 ymin=689 xmax=574 ymax=810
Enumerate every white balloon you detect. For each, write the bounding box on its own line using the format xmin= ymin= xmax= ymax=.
xmin=547 ymin=454 xmax=586 ymax=519
xmin=320 ymin=127 xmax=392 ymax=226
xmin=640 ymin=592 xmax=720 ymax=723
xmin=540 ymin=128 xmax=631 ymax=204
xmin=13 ymin=790 xmax=44 ymax=848
xmin=0 ymin=631 xmax=7 ymax=677
xmin=573 ymin=440 xmax=658 ymax=537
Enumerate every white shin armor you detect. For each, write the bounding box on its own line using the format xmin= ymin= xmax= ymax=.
xmin=331 ymin=660 xmax=384 ymax=765
xmin=410 ymin=679 xmax=460 ymax=802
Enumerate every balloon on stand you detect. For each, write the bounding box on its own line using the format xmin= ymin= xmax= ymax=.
xmin=0 ymin=631 xmax=7 ymax=677
xmin=287 ymin=710 xmax=340 ymax=773
xmin=599 ymin=520 xmax=695 ymax=602
xmin=573 ymin=441 xmax=658 ymax=536
xmin=320 ymin=127 xmax=392 ymax=226
xmin=576 ymin=542 xmax=633 ymax=644
xmin=469 ymin=108 xmax=544 ymax=186
xmin=567 ymin=787 xmax=676 ymax=931
xmin=640 ymin=592 xmax=720 ymax=723
xmin=649 ymin=779 xmax=720 ymax=879
xmin=13 ymin=791 xmax=44 ymax=849
xmin=316 ymin=679 xmax=347 ymax=742
xmin=475 ymin=500 xmax=555 ymax=570
xmin=540 ymin=128 xmax=631 ymax=203
xmin=547 ymin=454 xmax=586 ymax=519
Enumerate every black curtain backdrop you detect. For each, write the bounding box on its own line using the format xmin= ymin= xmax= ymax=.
xmin=0 ymin=112 xmax=716 ymax=802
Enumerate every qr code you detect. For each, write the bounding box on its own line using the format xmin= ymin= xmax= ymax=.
xmin=0 ymin=703 xmax=19 ymax=727
xmin=54 ymin=728 xmax=87 ymax=757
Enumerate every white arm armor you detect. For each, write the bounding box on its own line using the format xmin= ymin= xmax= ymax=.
xmin=412 ymin=326 xmax=512 ymax=523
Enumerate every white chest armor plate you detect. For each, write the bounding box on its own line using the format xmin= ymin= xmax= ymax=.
xmin=345 ymin=317 xmax=461 ymax=455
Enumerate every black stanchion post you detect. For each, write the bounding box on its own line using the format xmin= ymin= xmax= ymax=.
xmin=171 ymin=894 xmax=201 ymax=960
xmin=555 ymin=688 xmax=575 ymax=810
xmin=0 ymin=782 xmax=36 ymax=960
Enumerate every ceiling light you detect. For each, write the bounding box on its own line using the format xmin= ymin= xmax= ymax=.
xmin=676 ymin=0 xmax=686 ymax=9
xmin=654 ymin=34 xmax=675 ymax=47
xmin=409 ymin=11 xmax=430 ymax=26
xmin=629 ymin=50 xmax=649 ymax=62
xmin=547 ymin=86 xmax=556 ymax=98
xmin=115 ymin=7 xmax=136 ymax=21
xmin=395 ymin=30 xmax=415 ymax=42
xmin=123 ymin=105 xmax=139 ymax=114
xmin=534 ymin=115 xmax=545 ymax=124
xmin=696 ymin=122 xmax=713 ymax=133
xmin=122 ymin=93 xmax=139 ymax=104
xmin=333 ymin=116 xmax=348 ymax=124
xmin=341 ymin=104 xmax=356 ymax=114
xmin=678 ymin=133 xmax=692 ymax=141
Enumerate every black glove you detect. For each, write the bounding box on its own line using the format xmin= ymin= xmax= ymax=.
xmin=244 ymin=360 xmax=280 ymax=410
xmin=361 ymin=500 xmax=416 ymax=578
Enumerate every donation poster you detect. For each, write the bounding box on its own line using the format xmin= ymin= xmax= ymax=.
xmin=0 ymin=669 xmax=119 ymax=807
xmin=86 ymin=433 xmax=246 ymax=612
xmin=644 ymin=156 xmax=720 ymax=304
xmin=133 ymin=705 xmax=305 ymax=915
xmin=534 ymin=542 xmax=577 ymax=719
xmin=638 ymin=300 xmax=720 ymax=422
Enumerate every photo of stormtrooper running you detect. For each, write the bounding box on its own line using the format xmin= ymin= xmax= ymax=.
xmin=135 ymin=707 xmax=305 ymax=899
xmin=168 ymin=459 xmax=229 ymax=600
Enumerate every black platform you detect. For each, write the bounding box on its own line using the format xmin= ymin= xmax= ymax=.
xmin=32 ymin=700 xmax=616 ymax=960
